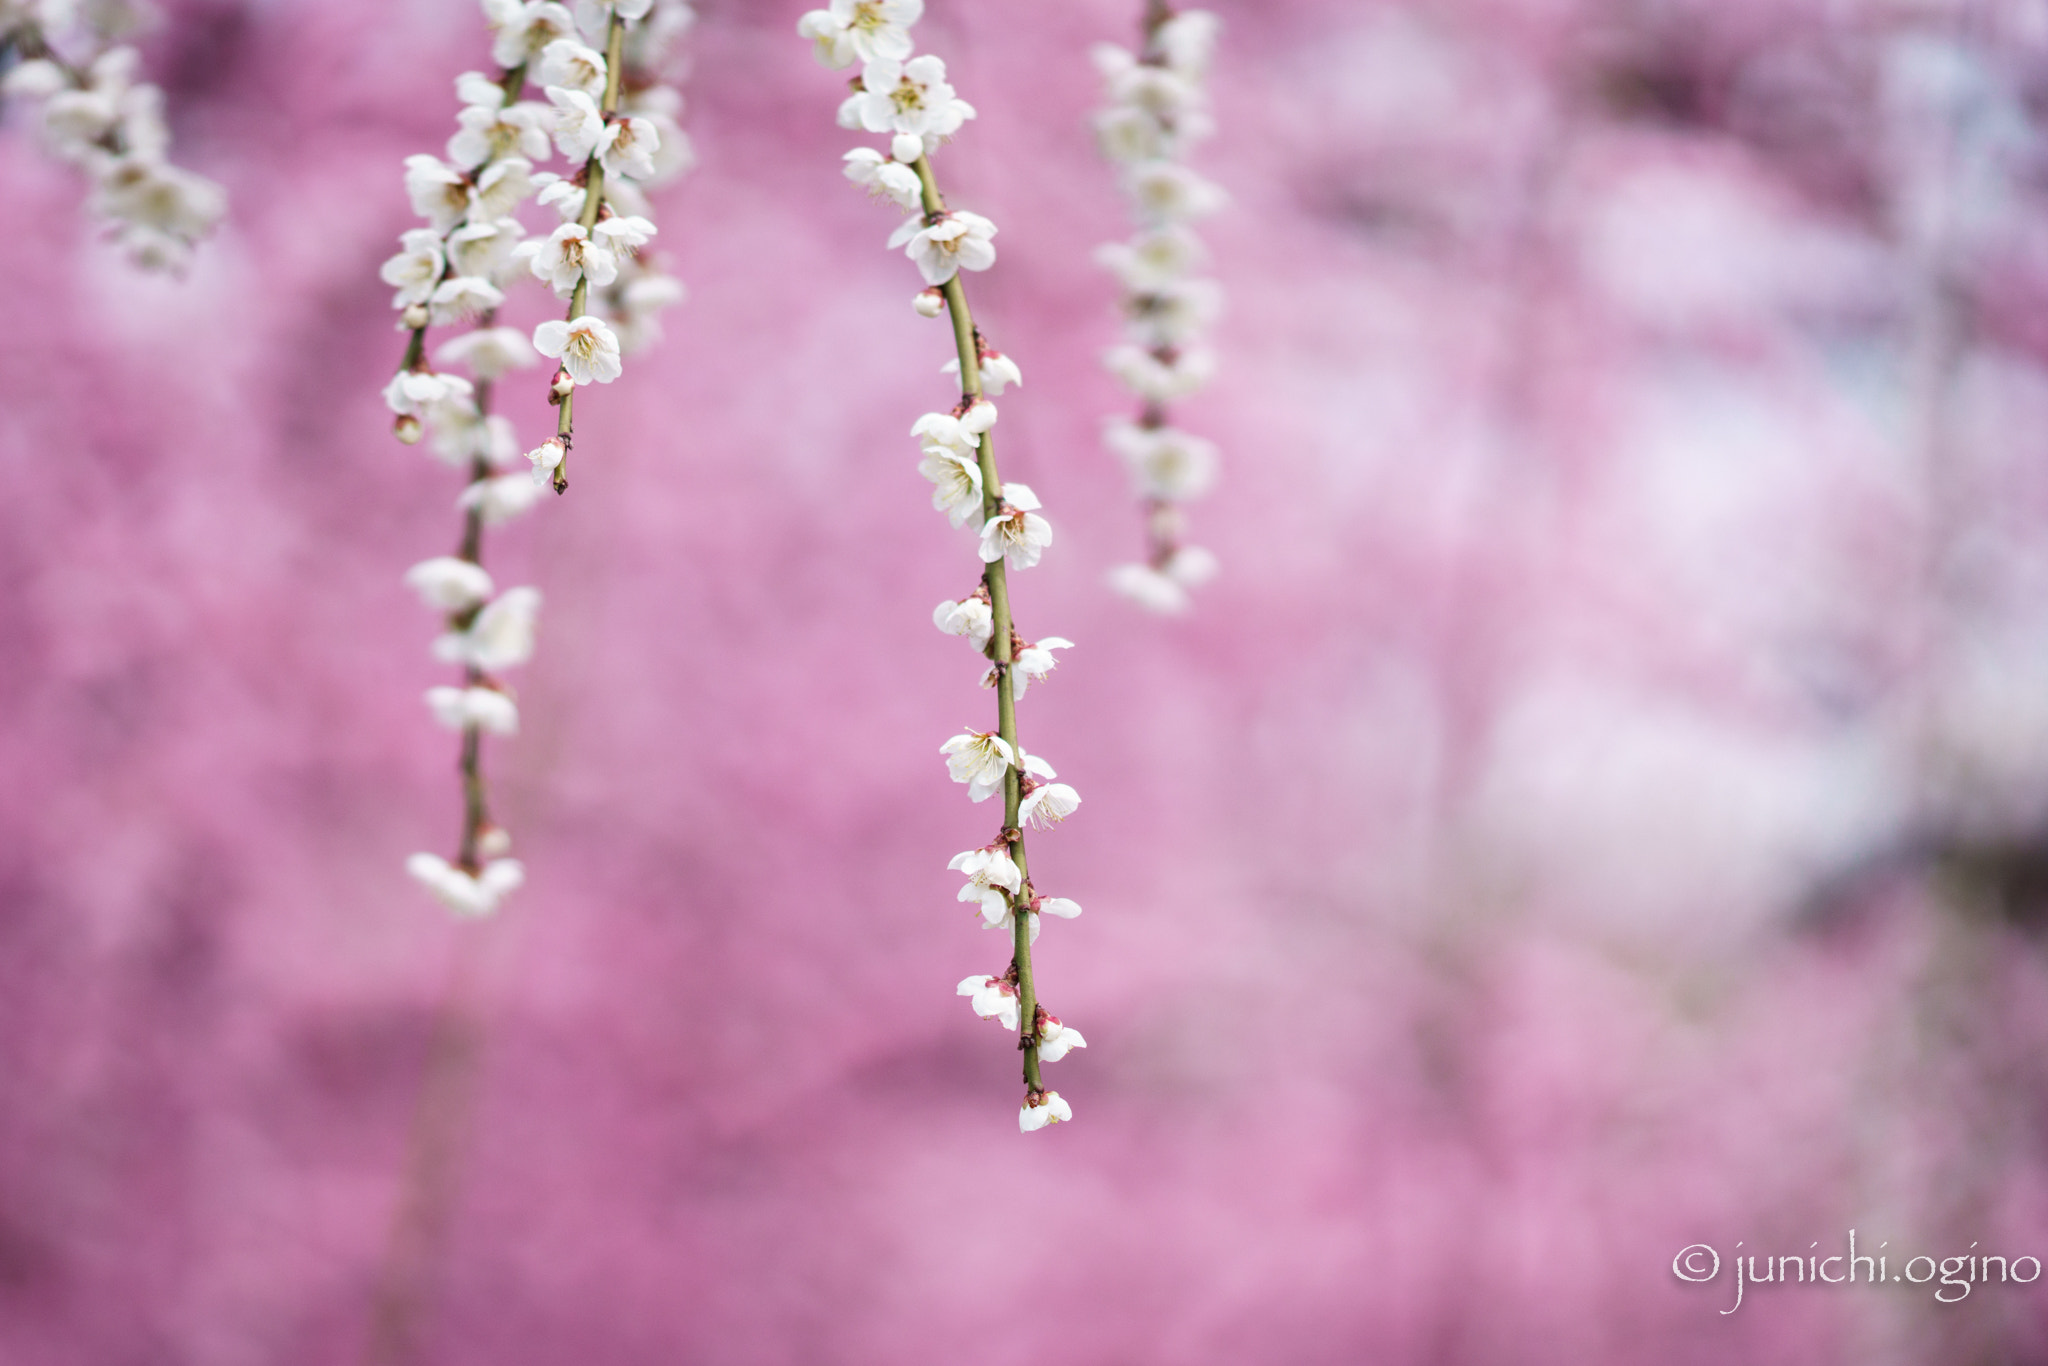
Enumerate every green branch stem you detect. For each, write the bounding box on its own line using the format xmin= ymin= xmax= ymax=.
xmin=549 ymin=13 xmax=627 ymax=494
xmin=912 ymin=154 xmax=1044 ymax=1094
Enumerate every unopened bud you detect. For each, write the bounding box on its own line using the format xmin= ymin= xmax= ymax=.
xmin=550 ymin=369 xmax=575 ymax=399
xmin=393 ymin=414 xmax=423 ymax=444
xmin=476 ymin=824 xmax=512 ymax=859
xmin=400 ymin=302 xmax=430 ymax=331
xmin=913 ymin=288 xmax=946 ymax=318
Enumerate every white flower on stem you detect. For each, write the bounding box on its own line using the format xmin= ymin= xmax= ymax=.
xmin=919 ymin=448 xmax=984 ymax=527
xmin=1037 ymin=1014 xmax=1087 ymax=1063
xmin=913 ymin=288 xmax=946 ymax=318
xmin=1105 ymin=420 xmax=1218 ymax=501
xmin=456 ymin=70 xmax=507 ymax=108
xmin=425 ymin=685 xmax=520 ymax=735
xmin=1156 ymin=10 xmax=1222 ymax=77
xmin=889 ymin=210 xmax=996 ymax=286
xmin=448 ymin=99 xmax=551 ymax=168
xmin=1001 ymin=636 xmax=1073 ymax=700
xmin=538 ymin=37 xmax=608 ymax=98
xmin=1101 ymin=62 xmax=1205 ymax=128
xmin=547 ymin=85 xmax=607 ymax=162
xmin=1096 ymin=226 xmax=1209 ymax=292
xmin=1093 ymin=104 xmax=1168 ymax=164
xmin=592 ymin=213 xmax=656 ymax=255
xmin=533 ymin=315 xmax=624 ymax=384
xmin=910 ymin=400 xmax=996 ymax=457
xmin=447 ymin=217 xmax=526 ymax=281
xmin=436 ymin=326 xmax=537 ymax=381
xmin=1 ymin=59 xmax=68 ymax=101
xmin=405 ymin=556 xmax=494 ymax=612
xmin=383 ymin=370 xmax=475 ymax=419
xmin=940 ymin=728 xmax=1014 ymax=803
xmin=434 ymin=586 xmax=542 ymax=671
xmin=429 ymin=409 xmax=523 ymax=469
xmin=457 ymin=471 xmax=546 ymax=523
xmin=577 ymin=0 xmax=656 ymax=28
xmin=957 ymin=974 xmax=1020 ymax=1030
xmin=1019 ymin=1091 xmax=1072 ymax=1132
xmin=609 ymin=271 xmax=686 ymax=352
xmin=406 ymin=852 xmax=526 ymax=918
xmin=520 ymin=222 xmax=618 ymax=296
xmin=842 ymin=147 xmax=923 ymax=210
xmin=1124 ymin=278 xmax=1223 ymax=348
xmin=797 ymin=0 xmax=923 ymax=69
xmin=599 ymin=114 xmax=660 ymax=180
xmin=533 ymin=173 xmax=588 ymax=222
xmin=492 ymin=1 xmax=577 ymax=68
xmin=1125 ymin=160 xmax=1227 ymax=224
xmin=854 ymin=55 xmax=972 ymax=145
xmin=404 ymin=154 xmax=471 ymax=233
xmin=977 ymin=484 xmax=1052 ymax=570
xmin=380 ymin=228 xmax=445 ymax=308
xmin=1107 ymin=563 xmax=1189 ymax=614
xmin=1019 ymin=781 xmax=1081 ymax=830
xmin=1033 ymin=894 xmax=1082 ymax=921
xmin=932 ymin=595 xmax=994 ymax=648
xmin=526 ymin=437 xmax=566 ymax=486
xmin=939 ymin=349 xmax=1021 ymax=396
xmin=469 ymin=156 xmax=538 ymax=220
xmin=1103 ymin=343 xmax=1216 ymax=402
xmin=950 ymin=842 xmax=1022 ymax=896
xmin=430 ymin=275 xmax=506 ymax=325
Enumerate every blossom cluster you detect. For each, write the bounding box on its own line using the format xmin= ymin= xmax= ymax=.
xmin=800 ymin=0 xmax=1085 ymax=1132
xmin=0 ymin=2 xmax=225 ymax=271
xmin=1092 ymin=7 xmax=1224 ymax=614
xmin=385 ymin=0 xmax=694 ymax=919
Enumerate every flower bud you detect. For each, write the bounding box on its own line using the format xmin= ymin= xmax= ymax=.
xmin=394 ymin=414 xmax=423 ymax=444
xmin=913 ymin=288 xmax=946 ymax=318
xmin=476 ymin=824 xmax=512 ymax=859
xmin=550 ymin=368 xmax=575 ymax=399
xmin=400 ymin=302 xmax=430 ymax=331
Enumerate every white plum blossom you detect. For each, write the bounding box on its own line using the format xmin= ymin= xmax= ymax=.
xmin=842 ymin=146 xmax=923 ymax=210
xmin=957 ymin=974 xmax=1020 ymax=1030
xmin=941 ymin=729 xmax=1014 ymax=802
xmin=941 ymin=349 xmax=1021 ymax=395
xmin=547 ymin=84 xmax=607 ymax=161
xmin=448 ymin=98 xmax=551 ymax=168
xmin=1037 ymin=1015 xmax=1086 ymax=1063
xmin=977 ymin=484 xmax=1052 ymax=570
xmin=446 ymin=218 xmax=526 ymax=281
xmin=533 ymin=315 xmax=624 ymax=384
xmin=435 ymin=586 xmax=542 ymax=671
xmin=911 ymin=400 xmax=996 ymax=457
xmin=406 ymin=852 xmax=527 ymax=918
xmin=430 ymin=275 xmax=506 ymax=325
xmin=1106 ymin=420 xmax=1218 ymax=501
xmin=1096 ymin=226 xmax=1208 ymax=292
xmin=533 ymin=173 xmax=588 ymax=221
xmin=593 ymin=213 xmax=657 ymax=255
xmin=919 ymin=448 xmax=984 ymax=527
xmin=599 ymin=113 xmax=661 ymax=180
xmin=492 ymin=1 xmax=577 ymax=68
xmin=950 ymin=842 xmax=1021 ymax=895
xmin=797 ymin=0 xmax=923 ymax=69
xmin=470 ymin=156 xmax=538 ymax=220
xmin=404 ymin=154 xmax=472 ymax=233
xmin=538 ymin=38 xmax=608 ymax=98
xmin=1019 ymin=1091 xmax=1072 ymax=1132
xmin=384 ymin=370 xmax=475 ymax=419
xmin=457 ymin=471 xmax=546 ymax=524
xmin=932 ymin=595 xmax=994 ymax=648
xmin=1125 ymin=160 xmax=1227 ymax=224
xmin=436 ymin=327 xmax=537 ymax=381
xmin=381 ymin=229 xmax=446 ymax=308
xmin=890 ymin=210 xmax=996 ymax=285
xmin=853 ymin=55 xmax=973 ymax=147
xmin=519 ymin=221 xmax=618 ymax=295
xmin=1103 ymin=342 xmax=1216 ymax=403
xmin=526 ymin=437 xmax=566 ymax=486
xmin=405 ymin=556 xmax=495 ymax=612
xmin=1005 ymin=636 xmax=1073 ymax=700
xmin=1020 ymin=782 xmax=1081 ymax=830
xmin=426 ymin=685 xmax=520 ymax=735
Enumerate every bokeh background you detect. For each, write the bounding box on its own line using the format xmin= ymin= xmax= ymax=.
xmin=8 ymin=0 xmax=2048 ymax=1360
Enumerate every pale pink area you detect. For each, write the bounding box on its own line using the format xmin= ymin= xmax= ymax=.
xmin=5 ymin=0 xmax=2048 ymax=1362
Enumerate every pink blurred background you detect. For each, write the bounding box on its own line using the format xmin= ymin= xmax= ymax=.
xmin=8 ymin=0 xmax=2048 ymax=1360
